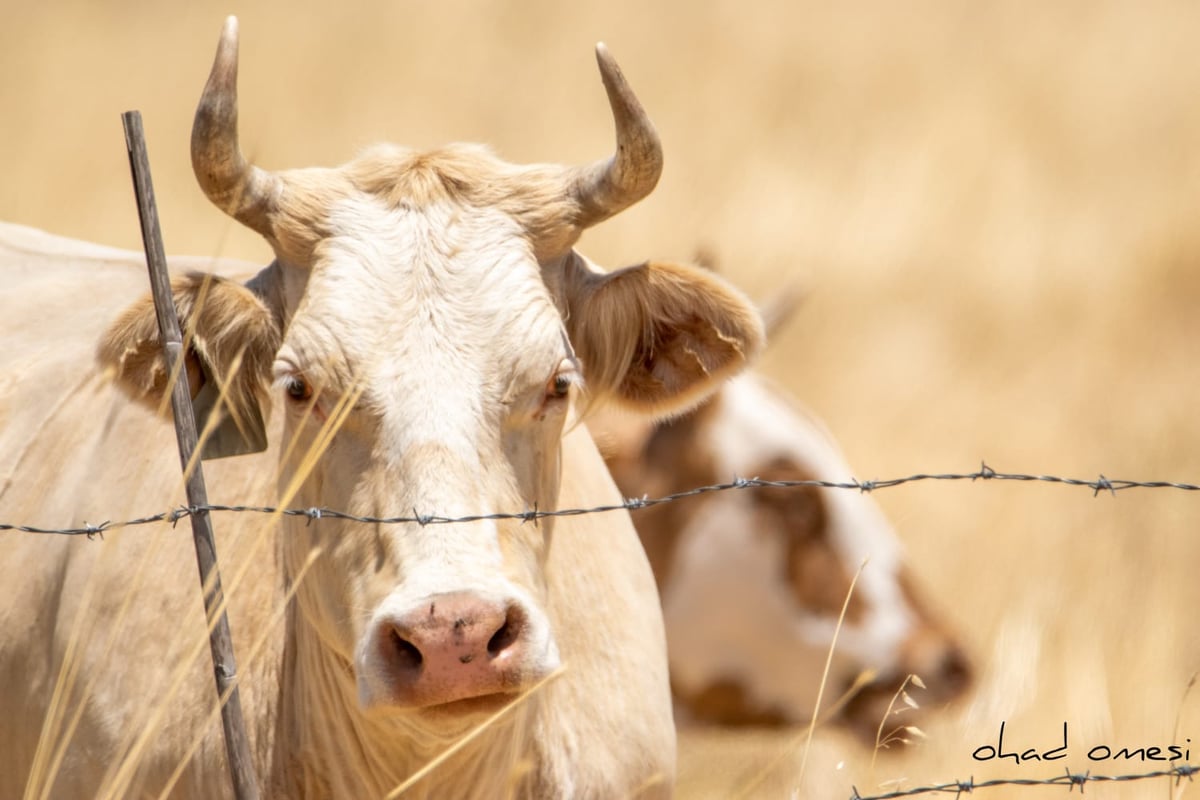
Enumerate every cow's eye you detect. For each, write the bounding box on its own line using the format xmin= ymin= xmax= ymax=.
xmin=284 ymin=375 xmax=313 ymax=402
xmin=550 ymin=374 xmax=572 ymax=400
xmin=542 ymin=360 xmax=579 ymax=410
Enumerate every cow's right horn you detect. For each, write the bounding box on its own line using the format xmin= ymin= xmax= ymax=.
xmin=192 ymin=16 xmax=279 ymax=238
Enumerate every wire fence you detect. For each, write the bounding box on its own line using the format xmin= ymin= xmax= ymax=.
xmin=850 ymin=763 xmax=1199 ymax=799
xmin=6 ymin=460 xmax=1200 ymax=797
xmin=2 ymin=462 xmax=1198 ymax=539
xmin=16 ymin=475 xmax=1176 ymax=775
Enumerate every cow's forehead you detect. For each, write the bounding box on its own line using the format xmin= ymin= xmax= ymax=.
xmin=279 ymin=189 xmax=568 ymax=397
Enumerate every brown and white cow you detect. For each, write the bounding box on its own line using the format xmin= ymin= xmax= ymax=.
xmin=0 ymin=18 xmax=763 ymax=799
xmin=595 ymin=371 xmax=971 ymax=739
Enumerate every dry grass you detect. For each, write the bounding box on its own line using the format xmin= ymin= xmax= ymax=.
xmin=5 ymin=0 xmax=1200 ymax=797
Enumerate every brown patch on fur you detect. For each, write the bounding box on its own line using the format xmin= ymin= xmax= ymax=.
xmin=605 ymin=396 xmax=725 ymax=586
xmin=96 ymin=271 xmax=281 ymax=429
xmin=604 ymin=403 xmax=864 ymax=624
xmin=677 ymin=678 xmax=788 ymax=727
xmin=562 ymin=256 xmax=764 ymax=417
xmin=752 ymin=458 xmax=866 ymax=623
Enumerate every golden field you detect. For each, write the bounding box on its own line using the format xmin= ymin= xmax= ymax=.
xmin=3 ymin=0 xmax=1200 ymax=797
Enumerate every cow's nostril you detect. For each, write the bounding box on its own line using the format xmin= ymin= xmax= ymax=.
xmin=487 ymin=607 xmax=524 ymax=656
xmin=390 ymin=628 xmax=423 ymax=671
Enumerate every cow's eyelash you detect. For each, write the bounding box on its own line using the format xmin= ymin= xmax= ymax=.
xmin=545 ymin=361 xmax=582 ymax=402
xmin=548 ymin=372 xmax=579 ymax=399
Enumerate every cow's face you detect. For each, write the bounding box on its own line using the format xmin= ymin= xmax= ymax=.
xmin=269 ymin=179 xmax=579 ymax=711
xmin=599 ymin=374 xmax=971 ymax=735
xmin=98 ymin=19 xmax=763 ymax=716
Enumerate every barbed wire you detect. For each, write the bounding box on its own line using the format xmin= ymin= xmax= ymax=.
xmin=2 ymin=462 xmax=1199 ymax=539
xmin=850 ymin=762 xmax=1199 ymax=798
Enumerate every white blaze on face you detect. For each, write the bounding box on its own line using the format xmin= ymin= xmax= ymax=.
xmin=660 ymin=374 xmax=919 ymax=720
xmin=274 ymin=193 xmax=571 ymax=702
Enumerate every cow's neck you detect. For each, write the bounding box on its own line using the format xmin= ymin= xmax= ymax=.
xmin=273 ymin=584 xmax=540 ymax=799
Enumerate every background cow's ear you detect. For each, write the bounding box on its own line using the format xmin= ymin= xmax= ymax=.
xmin=561 ymin=257 xmax=764 ymax=416
xmin=96 ymin=271 xmax=281 ymax=458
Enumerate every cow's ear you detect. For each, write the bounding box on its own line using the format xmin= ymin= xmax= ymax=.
xmin=561 ymin=257 xmax=763 ymax=416
xmin=96 ymin=271 xmax=281 ymax=459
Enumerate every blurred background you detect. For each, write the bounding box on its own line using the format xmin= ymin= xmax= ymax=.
xmin=4 ymin=0 xmax=1200 ymax=796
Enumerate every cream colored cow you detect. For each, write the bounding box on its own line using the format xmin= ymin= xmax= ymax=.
xmin=0 ymin=17 xmax=763 ymax=800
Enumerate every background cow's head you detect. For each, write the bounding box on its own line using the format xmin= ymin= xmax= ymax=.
xmin=597 ymin=370 xmax=971 ymax=739
xmin=97 ymin=18 xmax=762 ymax=717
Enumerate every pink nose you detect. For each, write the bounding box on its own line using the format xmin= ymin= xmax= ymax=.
xmin=371 ymin=591 xmax=531 ymax=707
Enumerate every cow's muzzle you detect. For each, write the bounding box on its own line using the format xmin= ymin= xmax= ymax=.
xmin=358 ymin=590 xmax=559 ymax=710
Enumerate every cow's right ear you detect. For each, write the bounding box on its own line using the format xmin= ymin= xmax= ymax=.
xmin=96 ymin=271 xmax=281 ymax=458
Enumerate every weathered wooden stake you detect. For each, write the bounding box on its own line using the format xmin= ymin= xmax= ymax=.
xmin=121 ymin=110 xmax=261 ymax=800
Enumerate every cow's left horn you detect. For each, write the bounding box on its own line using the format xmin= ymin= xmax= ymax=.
xmin=192 ymin=16 xmax=280 ymax=237
xmin=568 ymin=44 xmax=663 ymax=229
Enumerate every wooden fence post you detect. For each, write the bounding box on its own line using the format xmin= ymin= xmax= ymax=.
xmin=121 ymin=110 xmax=261 ymax=800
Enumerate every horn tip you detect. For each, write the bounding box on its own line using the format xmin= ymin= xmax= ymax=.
xmin=593 ymin=42 xmax=620 ymax=80
xmin=215 ymin=16 xmax=239 ymax=64
xmin=202 ymin=15 xmax=241 ymax=98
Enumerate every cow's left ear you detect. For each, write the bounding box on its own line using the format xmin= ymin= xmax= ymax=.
xmin=560 ymin=257 xmax=764 ymax=416
xmin=96 ymin=271 xmax=281 ymax=459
